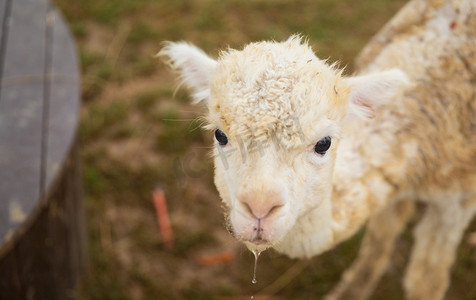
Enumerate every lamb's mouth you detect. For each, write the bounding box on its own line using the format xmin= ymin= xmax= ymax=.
xmin=226 ymin=223 xmax=271 ymax=246
xmin=224 ymin=215 xmax=272 ymax=246
xmin=223 ymin=206 xmax=278 ymax=247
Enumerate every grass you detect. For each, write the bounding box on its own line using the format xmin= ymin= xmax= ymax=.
xmin=49 ymin=0 xmax=476 ymax=299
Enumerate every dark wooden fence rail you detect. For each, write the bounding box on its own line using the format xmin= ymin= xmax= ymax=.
xmin=0 ymin=0 xmax=85 ymax=298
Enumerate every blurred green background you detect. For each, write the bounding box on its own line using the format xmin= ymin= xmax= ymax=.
xmin=50 ymin=0 xmax=476 ymax=299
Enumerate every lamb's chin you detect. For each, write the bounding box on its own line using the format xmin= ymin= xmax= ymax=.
xmin=244 ymin=241 xmax=270 ymax=253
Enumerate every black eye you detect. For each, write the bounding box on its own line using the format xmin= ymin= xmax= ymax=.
xmin=215 ymin=129 xmax=228 ymax=146
xmin=314 ymin=136 xmax=331 ymax=155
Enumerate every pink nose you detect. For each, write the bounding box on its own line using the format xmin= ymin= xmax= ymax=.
xmin=239 ymin=189 xmax=284 ymax=219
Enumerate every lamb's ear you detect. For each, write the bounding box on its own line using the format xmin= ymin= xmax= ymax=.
xmin=344 ymin=69 xmax=409 ymax=119
xmin=158 ymin=42 xmax=217 ymax=103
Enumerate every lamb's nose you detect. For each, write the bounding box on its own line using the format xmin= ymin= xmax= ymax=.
xmin=239 ymin=190 xmax=284 ymax=219
xmin=243 ymin=201 xmax=283 ymax=219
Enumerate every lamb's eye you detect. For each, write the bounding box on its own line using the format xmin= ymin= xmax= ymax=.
xmin=314 ymin=136 xmax=331 ymax=155
xmin=215 ymin=129 xmax=228 ymax=146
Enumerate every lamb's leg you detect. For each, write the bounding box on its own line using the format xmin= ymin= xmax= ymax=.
xmin=403 ymin=198 xmax=476 ymax=300
xmin=325 ymin=200 xmax=415 ymax=300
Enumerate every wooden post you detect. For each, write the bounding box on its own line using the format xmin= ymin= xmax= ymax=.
xmin=0 ymin=0 xmax=85 ymax=298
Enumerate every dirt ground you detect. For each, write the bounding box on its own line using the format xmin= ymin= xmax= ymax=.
xmin=51 ymin=0 xmax=476 ymax=299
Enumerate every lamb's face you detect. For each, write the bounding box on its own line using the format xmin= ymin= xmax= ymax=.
xmin=206 ymin=38 xmax=349 ymax=250
xmin=211 ymin=127 xmax=340 ymax=251
xmin=159 ymin=35 xmax=408 ymax=255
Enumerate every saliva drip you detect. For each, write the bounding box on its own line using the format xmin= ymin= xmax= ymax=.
xmin=251 ymin=249 xmax=261 ymax=284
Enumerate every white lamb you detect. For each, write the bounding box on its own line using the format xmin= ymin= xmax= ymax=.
xmin=159 ymin=0 xmax=476 ymax=299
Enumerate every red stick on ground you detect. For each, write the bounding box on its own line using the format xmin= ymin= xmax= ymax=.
xmin=153 ymin=188 xmax=174 ymax=250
